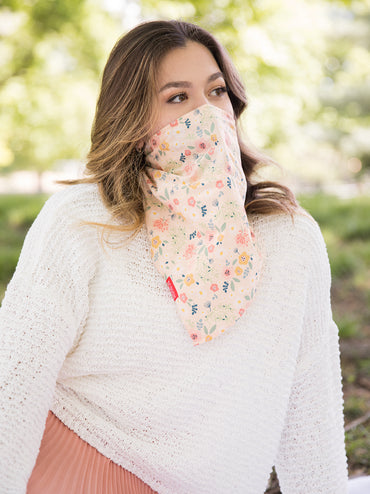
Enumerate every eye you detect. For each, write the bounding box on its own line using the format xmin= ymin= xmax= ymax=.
xmin=167 ymin=92 xmax=188 ymax=104
xmin=210 ymin=86 xmax=228 ymax=97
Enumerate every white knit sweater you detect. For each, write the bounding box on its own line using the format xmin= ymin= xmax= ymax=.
xmin=0 ymin=184 xmax=349 ymax=493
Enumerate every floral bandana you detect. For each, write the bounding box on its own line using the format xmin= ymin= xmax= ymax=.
xmin=140 ymin=104 xmax=262 ymax=346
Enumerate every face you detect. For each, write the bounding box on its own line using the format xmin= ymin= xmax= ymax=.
xmin=152 ymin=41 xmax=234 ymax=134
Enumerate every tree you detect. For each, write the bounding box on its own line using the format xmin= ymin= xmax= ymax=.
xmin=139 ymin=0 xmax=370 ymax=185
xmin=0 ymin=0 xmax=121 ymax=188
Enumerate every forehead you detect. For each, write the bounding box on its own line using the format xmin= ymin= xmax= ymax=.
xmin=157 ymin=42 xmax=221 ymax=85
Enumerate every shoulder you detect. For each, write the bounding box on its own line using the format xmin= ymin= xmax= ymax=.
xmin=250 ymin=208 xmax=326 ymax=252
xmin=19 ymin=183 xmax=111 ymax=268
xmin=37 ymin=183 xmax=110 ymax=225
xmin=250 ymin=209 xmax=330 ymax=279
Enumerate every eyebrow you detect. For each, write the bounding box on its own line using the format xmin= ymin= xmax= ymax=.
xmin=159 ymin=71 xmax=225 ymax=93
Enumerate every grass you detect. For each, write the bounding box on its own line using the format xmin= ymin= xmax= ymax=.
xmin=0 ymin=194 xmax=48 ymax=296
xmin=0 ymin=191 xmax=369 ymax=481
xmin=298 ymin=193 xmax=370 ymax=478
xmin=298 ymin=193 xmax=370 ymax=342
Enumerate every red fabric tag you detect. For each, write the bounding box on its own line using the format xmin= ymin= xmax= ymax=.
xmin=166 ymin=276 xmax=178 ymax=301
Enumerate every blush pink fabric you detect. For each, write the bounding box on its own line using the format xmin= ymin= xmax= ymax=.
xmin=27 ymin=410 xmax=157 ymax=494
xmin=140 ymin=104 xmax=262 ymax=345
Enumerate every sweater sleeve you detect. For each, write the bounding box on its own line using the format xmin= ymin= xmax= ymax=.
xmin=274 ymin=217 xmax=349 ymax=494
xmin=0 ymin=189 xmax=98 ymax=493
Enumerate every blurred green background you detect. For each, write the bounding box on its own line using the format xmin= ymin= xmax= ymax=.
xmin=0 ymin=0 xmax=369 ymax=490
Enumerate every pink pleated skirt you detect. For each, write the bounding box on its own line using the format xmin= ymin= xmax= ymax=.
xmin=27 ymin=410 xmax=158 ymax=494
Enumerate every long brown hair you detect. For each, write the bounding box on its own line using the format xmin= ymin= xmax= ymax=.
xmin=66 ymin=20 xmax=298 ymax=235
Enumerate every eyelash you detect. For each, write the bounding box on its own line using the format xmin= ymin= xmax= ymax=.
xmin=167 ymin=86 xmax=228 ymax=104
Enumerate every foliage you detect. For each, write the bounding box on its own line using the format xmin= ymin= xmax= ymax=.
xmin=0 ymin=0 xmax=121 ymax=175
xmin=0 ymin=0 xmax=369 ymax=186
xmin=140 ymin=0 xmax=370 ymax=182
xmin=298 ymin=193 xmax=370 ymax=341
xmin=0 ymin=194 xmax=47 ymax=294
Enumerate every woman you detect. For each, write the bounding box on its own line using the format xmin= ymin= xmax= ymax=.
xmin=0 ymin=20 xmax=349 ymax=493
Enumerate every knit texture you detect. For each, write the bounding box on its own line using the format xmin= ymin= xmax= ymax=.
xmin=0 ymin=184 xmax=349 ymax=493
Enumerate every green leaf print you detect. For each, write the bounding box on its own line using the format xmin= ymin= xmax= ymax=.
xmin=165 ymin=188 xmax=169 ymax=199
xmin=230 ymin=280 xmax=235 ymax=291
xmin=159 ymin=195 xmax=167 ymax=201
xmin=221 ymin=223 xmax=226 ymax=232
xmin=210 ymin=324 xmax=217 ymax=334
xmin=159 ymin=247 xmax=162 ymax=255
xmin=211 ymin=122 xmax=215 ymax=132
xmin=204 ymin=326 xmax=209 ymax=335
xmin=233 ymin=277 xmax=240 ymax=282
xmin=205 ymin=154 xmax=211 ymax=160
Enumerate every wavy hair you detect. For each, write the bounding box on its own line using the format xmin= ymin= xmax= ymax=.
xmin=65 ymin=20 xmax=298 ymax=236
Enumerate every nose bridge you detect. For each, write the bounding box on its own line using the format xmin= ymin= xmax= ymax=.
xmin=192 ymin=91 xmax=210 ymax=111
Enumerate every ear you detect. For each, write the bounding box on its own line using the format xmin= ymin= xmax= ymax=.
xmin=136 ymin=140 xmax=145 ymax=151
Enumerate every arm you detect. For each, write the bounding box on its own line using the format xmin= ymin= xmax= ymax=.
xmin=274 ymin=218 xmax=349 ymax=494
xmin=0 ymin=191 xmax=97 ymax=493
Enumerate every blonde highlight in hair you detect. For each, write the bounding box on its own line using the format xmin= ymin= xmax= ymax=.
xmin=64 ymin=20 xmax=298 ymax=237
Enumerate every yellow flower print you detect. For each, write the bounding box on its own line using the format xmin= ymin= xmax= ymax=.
xmin=159 ymin=141 xmax=170 ymax=151
xmin=184 ymin=274 xmax=195 ymax=286
xmin=235 ymin=266 xmax=243 ymax=276
xmin=154 ymin=170 xmax=162 ymax=179
xmin=189 ymin=181 xmax=200 ymax=189
xmin=218 ymin=234 xmax=224 ymax=242
xmin=211 ymin=134 xmax=217 ymax=142
xmin=151 ymin=236 xmax=161 ymax=248
xmin=205 ymin=335 xmax=213 ymax=342
xmin=238 ymin=252 xmax=250 ymax=265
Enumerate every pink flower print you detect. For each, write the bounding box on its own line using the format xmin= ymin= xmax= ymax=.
xmin=208 ymin=147 xmax=215 ymax=155
xmin=150 ymin=137 xmax=158 ymax=148
xmin=153 ymin=218 xmax=169 ymax=232
xmin=185 ymin=149 xmax=191 ymax=156
xmin=208 ymin=245 xmax=215 ymax=253
xmin=180 ymin=293 xmax=188 ymax=303
xmin=197 ymin=231 xmax=202 ymax=238
xmin=184 ymin=163 xmax=194 ymax=175
xmin=239 ymin=308 xmax=245 ymax=317
xmin=190 ymin=333 xmax=198 ymax=341
xmin=170 ymin=120 xmax=178 ymax=127
xmin=236 ymin=230 xmax=249 ymax=245
xmin=216 ymin=180 xmax=224 ymax=189
xmin=226 ymin=164 xmax=232 ymax=173
xmin=173 ymin=198 xmax=179 ymax=205
xmin=188 ymin=196 xmax=196 ymax=207
xmin=210 ymin=283 xmax=219 ymax=292
xmin=224 ymin=267 xmax=232 ymax=278
xmin=184 ymin=244 xmax=196 ymax=260
xmin=195 ymin=140 xmax=208 ymax=153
